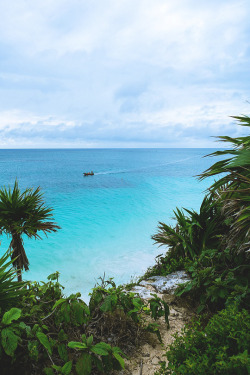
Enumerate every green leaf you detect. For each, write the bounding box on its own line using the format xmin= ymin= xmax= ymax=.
xmin=100 ymin=295 xmax=113 ymax=312
xmin=86 ymin=335 xmax=93 ymax=347
xmin=44 ymin=367 xmax=55 ymax=375
xmin=61 ymin=303 xmax=70 ymax=323
xmin=81 ymin=334 xmax=87 ymax=342
xmin=28 ymin=340 xmax=39 ymax=361
xmin=91 ymin=343 xmax=109 ymax=356
xmin=58 ymin=343 xmax=68 ymax=362
xmin=52 ymin=298 xmax=65 ymax=310
xmin=62 ymin=361 xmax=72 ymax=375
xmin=76 ymin=352 xmax=92 ymax=375
xmin=92 ymin=355 xmax=104 ymax=372
xmin=113 ymin=352 xmax=125 ymax=369
xmin=163 ymin=301 xmax=170 ymax=328
xmin=36 ymin=332 xmax=52 ymax=355
xmin=94 ymin=341 xmax=111 ymax=350
xmin=42 ymin=324 xmax=49 ymax=331
xmin=130 ymin=299 xmax=141 ymax=311
xmin=58 ymin=329 xmax=68 ymax=342
xmin=32 ymin=324 xmax=40 ymax=334
xmin=89 ymin=289 xmax=103 ymax=313
xmin=19 ymin=321 xmax=32 ymax=337
xmin=112 ymin=346 xmax=124 ymax=355
xmin=68 ymin=341 xmax=87 ymax=350
xmin=100 ymin=294 xmax=117 ymax=312
xmin=47 ymin=271 xmax=60 ymax=281
xmin=71 ymin=302 xmax=84 ymax=325
xmin=2 ymin=308 xmax=21 ymax=325
xmin=1 ymin=328 xmax=19 ymax=356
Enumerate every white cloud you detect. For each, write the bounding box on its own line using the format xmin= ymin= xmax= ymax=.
xmin=0 ymin=0 xmax=249 ymax=147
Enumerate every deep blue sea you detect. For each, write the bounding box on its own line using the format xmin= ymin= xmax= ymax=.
xmin=0 ymin=149 xmax=216 ymax=300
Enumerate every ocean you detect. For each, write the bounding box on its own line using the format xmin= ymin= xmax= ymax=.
xmin=0 ymin=148 xmax=216 ymax=300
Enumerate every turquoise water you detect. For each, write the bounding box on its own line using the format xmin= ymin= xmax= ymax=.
xmin=0 ymin=149 xmax=215 ymax=300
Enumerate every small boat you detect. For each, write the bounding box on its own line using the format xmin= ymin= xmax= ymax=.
xmin=83 ymin=171 xmax=94 ymax=176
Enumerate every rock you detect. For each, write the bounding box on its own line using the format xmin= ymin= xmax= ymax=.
xmin=130 ymin=271 xmax=190 ymax=299
xmin=139 ymin=280 xmax=153 ymax=287
xmin=149 ymin=271 xmax=190 ymax=294
xmin=161 ymin=294 xmax=177 ymax=305
xmin=141 ymin=344 xmax=152 ymax=357
xmin=151 ymin=356 xmax=160 ymax=365
xmin=130 ymin=285 xmax=154 ymax=299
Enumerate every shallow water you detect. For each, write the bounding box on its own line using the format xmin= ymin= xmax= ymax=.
xmin=0 ymin=148 xmax=215 ymax=300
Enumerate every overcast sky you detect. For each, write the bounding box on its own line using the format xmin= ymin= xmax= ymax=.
xmin=0 ymin=0 xmax=249 ymax=148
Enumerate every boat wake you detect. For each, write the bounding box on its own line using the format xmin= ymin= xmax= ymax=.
xmin=94 ymin=156 xmax=198 ymax=176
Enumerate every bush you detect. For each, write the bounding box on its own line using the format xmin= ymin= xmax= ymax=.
xmin=152 ymin=195 xmax=227 ymax=260
xmin=176 ymin=247 xmax=250 ymax=313
xmin=156 ymin=307 xmax=250 ymax=375
xmin=141 ymin=252 xmax=190 ymax=279
xmin=88 ymin=277 xmax=170 ymax=345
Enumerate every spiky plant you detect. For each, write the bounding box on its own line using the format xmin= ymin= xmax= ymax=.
xmin=200 ymin=115 xmax=250 ymax=252
xmin=0 ymin=251 xmax=25 ymax=310
xmin=0 ymin=181 xmax=60 ymax=281
xmin=152 ymin=195 xmax=225 ymax=260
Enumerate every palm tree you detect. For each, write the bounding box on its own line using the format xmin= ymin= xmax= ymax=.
xmin=0 ymin=181 xmax=60 ymax=281
xmin=199 ymin=115 xmax=250 ymax=252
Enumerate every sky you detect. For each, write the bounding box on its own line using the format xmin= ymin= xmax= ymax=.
xmin=0 ymin=0 xmax=249 ymax=148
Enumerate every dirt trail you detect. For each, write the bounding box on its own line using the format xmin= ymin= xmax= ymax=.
xmin=117 ymin=277 xmax=196 ymax=375
xmin=125 ymin=295 xmax=194 ymax=375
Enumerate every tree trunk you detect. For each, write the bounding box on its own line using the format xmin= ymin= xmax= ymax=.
xmin=10 ymin=233 xmax=29 ymax=282
xmin=17 ymin=264 xmax=22 ymax=282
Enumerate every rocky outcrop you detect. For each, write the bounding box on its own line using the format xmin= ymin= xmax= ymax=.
xmin=131 ymin=271 xmax=191 ymax=300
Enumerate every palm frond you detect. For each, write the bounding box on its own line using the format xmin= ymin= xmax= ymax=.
xmin=0 ymin=251 xmax=26 ymax=309
xmin=199 ymin=115 xmax=250 ymax=252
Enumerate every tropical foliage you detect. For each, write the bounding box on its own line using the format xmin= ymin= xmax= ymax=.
xmin=0 ymin=251 xmax=25 ymax=310
xmin=176 ymin=247 xmax=250 ymax=313
xmin=0 ymin=181 xmax=60 ymax=280
xmin=0 ymin=268 xmax=169 ymax=375
xmin=151 ymin=115 xmax=250 ymax=374
xmin=200 ymin=115 xmax=250 ymax=252
xmin=155 ymin=307 xmax=250 ymax=375
xmin=152 ymin=194 xmax=226 ymax=260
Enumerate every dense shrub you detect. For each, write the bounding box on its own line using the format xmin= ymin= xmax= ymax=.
xmin=176 ymin=247 xmax=250 ymax=313
xmin=156 ymin=307 xmax=250 ymax=375
xmin=152 ymin=195 xmax=227 ymax=260
xmin=88 ymin=277 xmax=170 ymax=344
xmin=141 ymin=252 xmax=189 ymax=279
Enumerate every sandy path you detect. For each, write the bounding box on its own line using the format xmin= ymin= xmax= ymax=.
xmin=116 ymin=292 xmax=195 ymax=375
